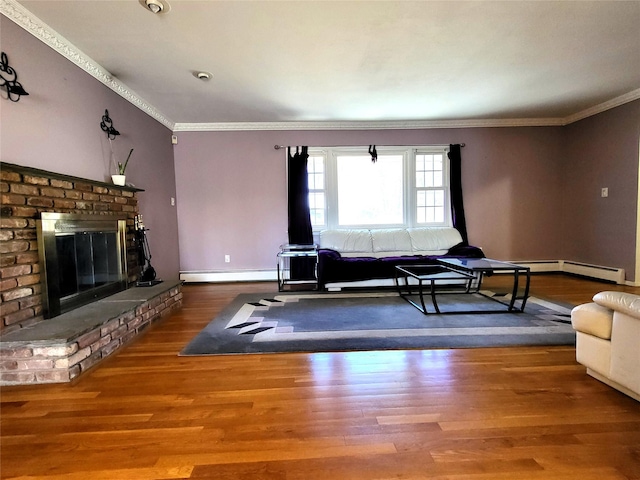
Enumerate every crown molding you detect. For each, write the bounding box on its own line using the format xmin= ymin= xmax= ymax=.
xmin=1 ymin=0 xmax=175 ymax=131
xmin=171 ymin=88 xmax=640 ymax=131
xmin=3 ymin=0 xmax=638 ymax=134
xmin=172 ymin=117 xmax=565 ymax=132
xmin=562 ymin=88 xmax=640 ymax=125
xmin=172 ymin=86 xmax=640 ymax=132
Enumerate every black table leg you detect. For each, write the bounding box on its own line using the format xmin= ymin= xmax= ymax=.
xmin=520 ymin=269 xmax=531 ymax=311
xmin=428 ymin=279 xmax=441 ymax=314
xmin=508 ymin=270 xmax=520 ymax=311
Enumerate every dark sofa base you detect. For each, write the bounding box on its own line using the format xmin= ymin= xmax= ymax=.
xmin=317 ymin=243 xmax=485 ymax=289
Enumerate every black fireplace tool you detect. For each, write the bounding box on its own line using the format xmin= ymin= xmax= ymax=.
xmin=135 ymin=215 xmax=162 ymax=287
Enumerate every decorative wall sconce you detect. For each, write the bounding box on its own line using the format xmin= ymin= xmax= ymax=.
xmin=100 ymin=109 xmax=120 ymax=139
xmin=0 ymin=51 xmax=29 ymax=102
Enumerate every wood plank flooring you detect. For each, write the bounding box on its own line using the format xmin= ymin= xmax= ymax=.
xmin=2 ymin=274 xmax=639 ymax=480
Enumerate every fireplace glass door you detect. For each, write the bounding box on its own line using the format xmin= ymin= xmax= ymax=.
xmin=37 ymin=213 xmax=128 ymax=318
xmin=56 ymin=232 xmax=121 ymax=297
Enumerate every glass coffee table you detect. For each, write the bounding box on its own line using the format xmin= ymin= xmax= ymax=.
xmin=395 ymin=258 xmax=531 ymax=315
xmin=395 ymin=265 xmax=476 ymax=314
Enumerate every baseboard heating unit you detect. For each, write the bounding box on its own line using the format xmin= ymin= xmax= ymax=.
xmin=180 ymin=261 xmax=626 ymax=285
xmin=560 ymin=261 xmax=625 ymax=284
xmin=514 ymin=260 xmax=625 ymax=285
xmin=180 ymin=270 xmax=277 ymax=283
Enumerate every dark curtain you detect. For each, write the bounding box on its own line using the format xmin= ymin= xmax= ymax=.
xmin=448 ymin=144 xmax=469 ymax=245
xmin=287 ymin=146 xmax=315 ymax=279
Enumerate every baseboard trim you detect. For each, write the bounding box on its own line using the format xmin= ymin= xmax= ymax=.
xmin=180 ymin=260 xmax=627 ymax=285
xmin=180 ymin=270 xmax=278 ymax=283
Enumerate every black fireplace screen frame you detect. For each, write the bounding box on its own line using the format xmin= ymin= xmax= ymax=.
xmin=37 ymin=213 xmax=129 ymax=318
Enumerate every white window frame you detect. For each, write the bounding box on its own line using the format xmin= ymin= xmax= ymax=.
xmin=306 ymin=145 xmax=451 ymax=231
xmin=414 ymin=149 xmax=450 ymax=226
xmin=306 ymin=153 xmax=326 ymax=228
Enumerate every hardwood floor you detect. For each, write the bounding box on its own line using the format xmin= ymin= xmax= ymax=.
xmin=1 ymin=274 xmax=639 ymax=480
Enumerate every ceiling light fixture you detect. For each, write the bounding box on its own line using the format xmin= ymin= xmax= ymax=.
xmin=146 ymin=0 xmax=163 ymax=13
xmin=141 ymin=0 xmax=170 ymax=14
xmin=194 ymin=71 xmax=212 ymax=81
xmin=146 ymin=0 xmax=162 ymax=13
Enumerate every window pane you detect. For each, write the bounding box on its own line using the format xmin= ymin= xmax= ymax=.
xmin=308 ymin=172 xmax=323 ymax=190
xmin=306 ymin=155 xmax=325 ymax=227
xmin=309 ymin=192 xmax=325 ymax=227
xmin=310 ymin=208 xmax=325 ymax=226
xmin=337 ymin=155 xmax=403 ymax=225
xmin=416 ymin=189 xmax=445 ymax=224
xmin=426 ymin=171 xmax=434 ymax=187
xmin=307 ymin=156 xmax=324 ymax=190
xmin=308 ymin=156 xmax=323 ymax=173
xmin=416 ymin=153 xmax=444 ymax=189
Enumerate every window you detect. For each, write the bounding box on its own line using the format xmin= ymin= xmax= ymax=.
xmin=416 ymin=153 xmax=446 ymax=224
xmin=307 ymin=154 xmax=325 ymax=227
xmin=305 ymin=146 xmax=450 ymax=230
xmin=336 ymin=153 xmax=404 ymax=226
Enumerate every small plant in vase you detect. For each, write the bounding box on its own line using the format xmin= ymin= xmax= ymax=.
xmin=111 ymin=148 xmax=133 ymax=186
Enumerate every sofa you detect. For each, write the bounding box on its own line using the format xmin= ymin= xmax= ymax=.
xmin=317 ymin=227 xmax=484 ymax=290
xmin=571 ymin=291 xmax=640 ymax=401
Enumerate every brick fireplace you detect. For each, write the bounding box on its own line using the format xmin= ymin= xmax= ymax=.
xmin=1 ymin=163 xmax=142 ymax=334
xmin=0 ymin=163 xmax=182 ymax=385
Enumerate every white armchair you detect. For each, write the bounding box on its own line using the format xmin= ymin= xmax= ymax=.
xmin=571 ymin=291 xmax=640 ymax=401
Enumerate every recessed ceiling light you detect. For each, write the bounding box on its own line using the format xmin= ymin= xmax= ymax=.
xmin=194 ymin=71 xmax=213 ymax=81
xmin=140 ymin=0 xmax=170 ymax=14
xmin=147 ymin=1 xmax=163 ymax=13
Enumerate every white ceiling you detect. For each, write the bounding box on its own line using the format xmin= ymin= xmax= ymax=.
xmin=8 ymin=0 xmax=640 ymax=129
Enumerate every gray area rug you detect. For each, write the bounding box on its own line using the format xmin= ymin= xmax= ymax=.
xmin=180 ymin=291 xmax=575 ymax=355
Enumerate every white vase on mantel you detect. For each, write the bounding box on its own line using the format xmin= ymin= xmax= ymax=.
xmin=111 ymin=174 xmax=126 ymax=186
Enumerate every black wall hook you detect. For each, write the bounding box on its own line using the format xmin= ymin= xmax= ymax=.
xmin=369 ymin=145 xmax=378 ymax=163
xmin=0 ymin=51 xmax=29 ymax=102
xmin=100 ymin=109 xmax=120 ymax=140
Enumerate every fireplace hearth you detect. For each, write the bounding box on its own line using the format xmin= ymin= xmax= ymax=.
xmin=37 ymin=213 xmax=128 ymax=318
xmin=1 ymin=163 xmax=183 ymax=385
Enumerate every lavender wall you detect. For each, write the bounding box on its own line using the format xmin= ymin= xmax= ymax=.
xmin=1 ymin=18 xmax=180 ymax=281
xmin=562 ymin=100 xmax=640 ymax=280
xmin=174 ymin=127 xmax=566 ymax=274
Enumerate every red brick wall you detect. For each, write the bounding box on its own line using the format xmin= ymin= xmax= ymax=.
xmin=0 ymin=164 xmax=142 ymax=334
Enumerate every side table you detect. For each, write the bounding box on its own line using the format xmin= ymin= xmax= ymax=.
xmin=277 ymin=244 xmax=318 ymax=291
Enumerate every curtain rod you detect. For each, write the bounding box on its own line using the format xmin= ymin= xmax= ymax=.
xmin=274 ymin=143 xmax=465 ymax=150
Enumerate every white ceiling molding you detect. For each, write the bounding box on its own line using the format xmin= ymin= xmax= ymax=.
xmin=172 ymin=91 xmax=640 ymax=131
xmin=1 ymin=0 xmax=175 ymax=131
xmin=562 ymin=89 xmax=640 ymax=125
xmin=172 ymin=117 xmax=565 ymax=132
xmin=3 ymin=0 xmax=637 ymax=134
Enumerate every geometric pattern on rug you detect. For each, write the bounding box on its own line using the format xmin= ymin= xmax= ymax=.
xmin=180 ymin=290 xmax=576 ymax=356
xmin=224 ymin=291 xmax=573 ymax=339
